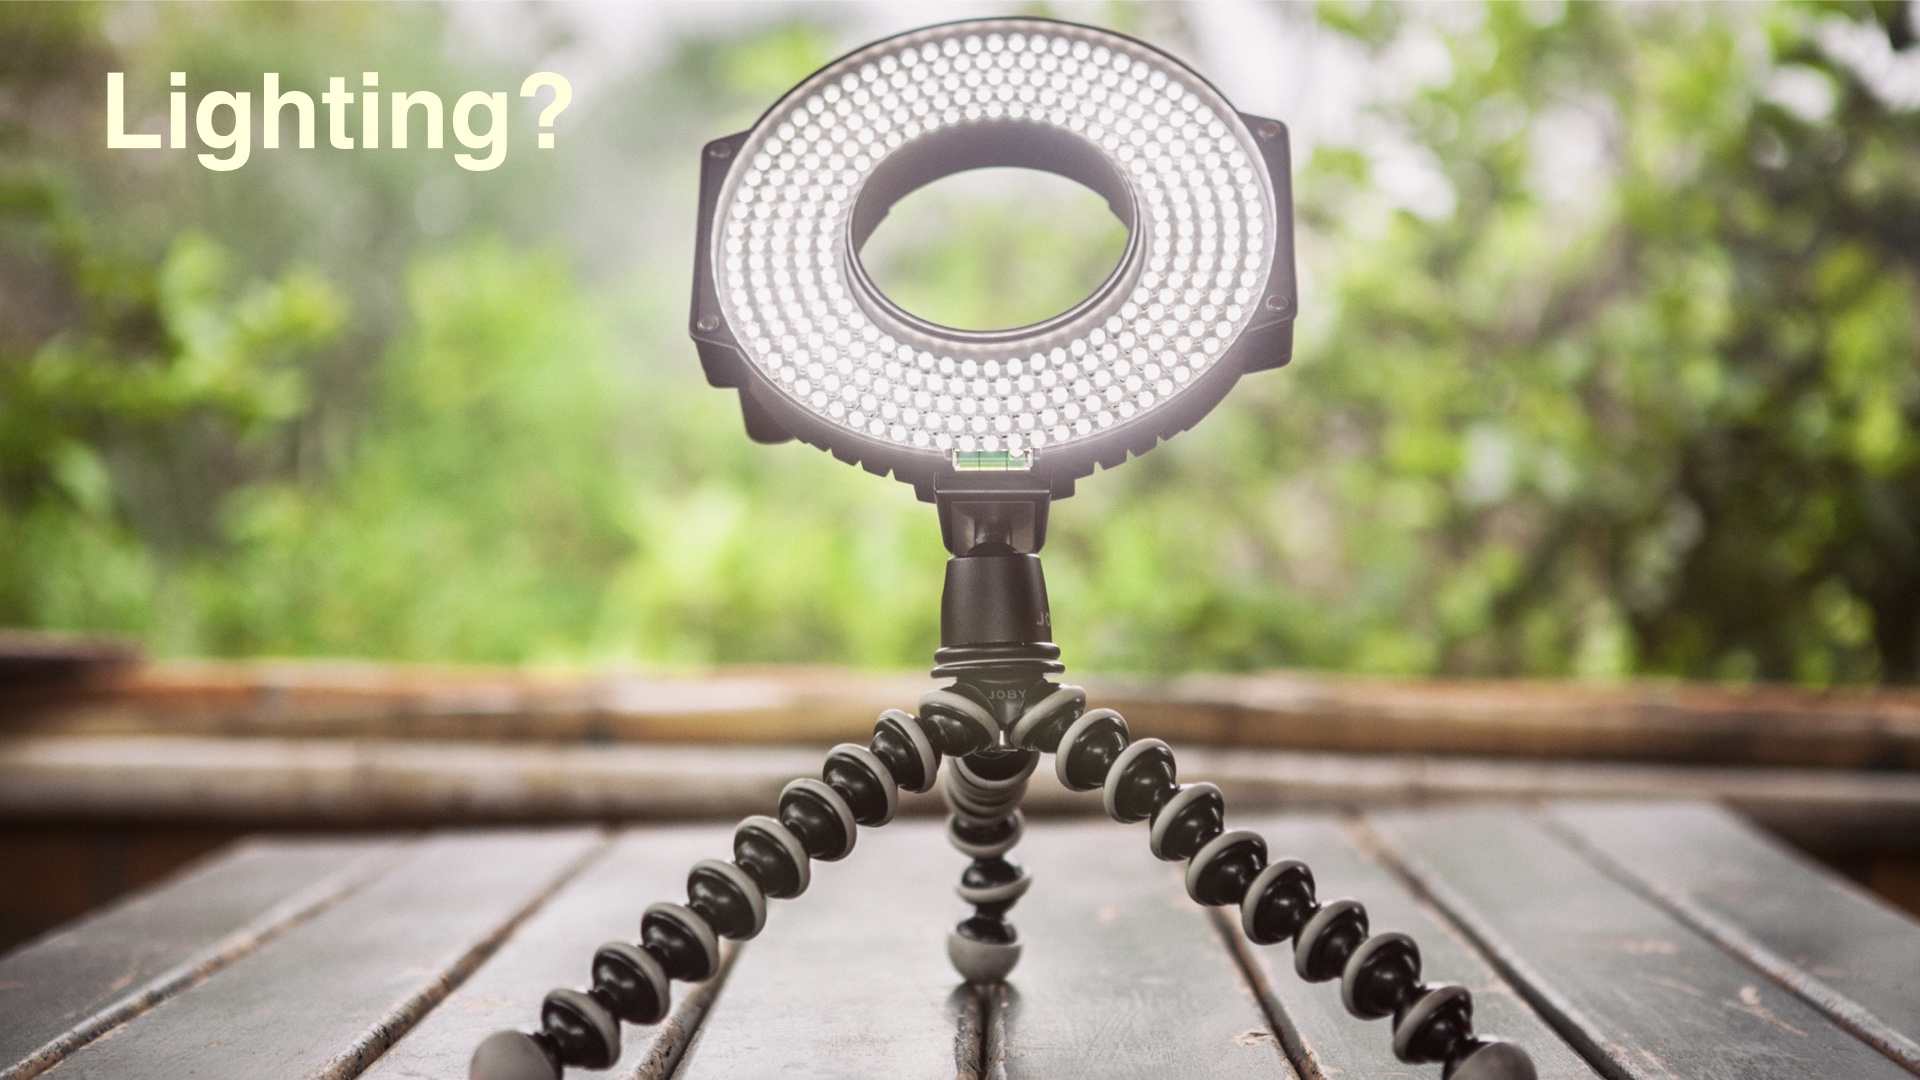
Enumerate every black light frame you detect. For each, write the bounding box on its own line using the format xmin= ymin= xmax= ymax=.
xmin=687 ymin=16 xmax=1298 ymax=507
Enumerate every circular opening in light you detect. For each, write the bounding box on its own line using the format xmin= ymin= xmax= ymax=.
xmin=856 ymin=167 xmax=1130 ymax=333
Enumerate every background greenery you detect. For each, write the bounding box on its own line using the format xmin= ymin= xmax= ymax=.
xmin=2 ymin=1 xmax=1917 ymax=683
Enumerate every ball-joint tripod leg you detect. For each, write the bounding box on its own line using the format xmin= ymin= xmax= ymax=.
xmin=930 ymin=685 xmax=1043 ymax=982
xmin=469 ymin=698 xmax=991 ymax=1080
xmin=1001 ymin=684 xmax=1537 ymax=1080
xmin=473 ymin=519 xmax=1536 ymax=1080
xmin=941 ymin=744 xmax=1036 ymax=983
xmin=927 ymin=488 xmax=1535 ymax=1079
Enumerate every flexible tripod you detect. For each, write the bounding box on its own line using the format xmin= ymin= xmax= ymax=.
xmin=471 ymin=488 xmax=1538 ymax=1080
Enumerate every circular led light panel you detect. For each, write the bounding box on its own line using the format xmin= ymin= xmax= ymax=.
xmin=690 ymin=17 xmax=1295 ymax=498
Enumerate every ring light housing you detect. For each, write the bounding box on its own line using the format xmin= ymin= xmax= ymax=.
xmin=689 ymin=17 xmax=1296 ymax=511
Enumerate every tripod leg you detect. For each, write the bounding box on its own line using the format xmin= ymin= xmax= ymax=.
xmin=942 ymin=749 xmax=1035 ymax=982
xmin=936 ymin=680 xmax=1093 ymax=983
xmin=1012 ymin=694 xmax=1539 ymax=1080
xmin=938 ymin=700 xmax=1039 ymax=980
xmin=470 ymin=699 xmax=996 ymax=1080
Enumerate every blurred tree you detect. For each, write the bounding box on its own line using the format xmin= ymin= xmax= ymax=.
xmin=0 ymin=6 xmax=347 ymax=638
xmin=198 ymin=241 xmax=625 ymax=660
xmin=0 ymin=2 xmax=558 ymax=652
xmin=4 ymin=1 xmax=1918 ymax=686
xmin=1058 ymin=0 xmax=1917 ymax=682
xmin=1304 ymin=0 xmax=1920 ymax=684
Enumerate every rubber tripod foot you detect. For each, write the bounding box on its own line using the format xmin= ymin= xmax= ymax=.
xmin=470 ymin=1030 xmax=559 ymax=1080
xmin=948 ymin=928 xmax=1022 ymax=983
xmin=1447 ymin=1039 xmax=1538 ymax=1080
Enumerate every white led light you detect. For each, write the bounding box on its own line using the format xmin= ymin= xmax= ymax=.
xmin=710 ymin=18 xmax=1278 ymax=466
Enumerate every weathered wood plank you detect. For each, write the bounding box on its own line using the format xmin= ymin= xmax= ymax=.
xmin=7 ymin=738 xmax=1919 ymax=853
xmin=1175 ymin=746 xmax=1920 ymax=853
xmin=362 ymin=826 xmax=736 ymax=1080
xmin=1367 ymin=806 xmax=1915 ymax=1080
xmin=1226 ymin=815 xmax=1596 ymax=1080
xmin=674 ymin=821 xmax=978 ymax=1080
xmin=1547 ymin=800 xmax=1920 ymax=1070
xmin=11 ymin=660 xmax=1920 ymax=769
xmin=40 ymin=828 xmax=605 ymax=1080
xmin=0 ymin=837 xmax=405 ymax=1080
xmin=0 ymin=663 xmax=922 ymax=748
xmin=0 ymin=737 xmax=858 ymax=825
xmin=994 ymin=820 xmax=1294 ymax=1080
xmin=1112 ymin=674 xmax=1920 ymax=770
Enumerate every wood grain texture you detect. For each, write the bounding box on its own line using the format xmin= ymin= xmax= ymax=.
xmin=1110 ymin=674 xmax=1920 ymax=770
xmin=0 ymin=737 xmax=847 ymax=825
xmin=1174 ymin=747 xmax=1920 ymax=852
xmin=7 ymin=738 xmax=1919 ymax=852
xmin=0 ymin=837 xmax=405 ymax=1080
xmin=1367 ymin=806 xmax=1914 ymax=1080
xmin=12 ymin=805 xmax=1920 ymax=1079
xmin=673 ymin=820 xmax=978 ymax=1080
xmin=0 ymin=663 xmax=921 ymax=748
xmin=38 ymin=828 xmax=604 ymax=1080
xmin=361 ymin=826 xmax=736 ymax=1080
xmin=995 ymin=820 xmax=1295 ymax=1080
xmin=10 ymin=660 xmax=1920 ymax=769
xmin=1546 ymin=800 xmax=1920 ymax=1071
xmin=610 ymin=945 xmax=739 ymax=1080
xmin=1223 ymin=815 xmax=1595 ymax=1080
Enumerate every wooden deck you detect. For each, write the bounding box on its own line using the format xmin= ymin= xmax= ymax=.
xmin=4 ymin=800 xmax=1918 ymax=1079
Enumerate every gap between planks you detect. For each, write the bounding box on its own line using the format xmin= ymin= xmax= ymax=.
xmin=966 ymin=983 xmax=1004 ymax=1080
xmin=616 ymin=942 xmax=743 ymax=1080
xmin=1208 ymin=813 xmax=1597 ymax=1080
xmin=353 ymin=827 xmax=752 ymax=1080
xmin=1207 ymin=905 xmax=1324 ymax=1080
xmin=667 ymin=821 xmax=992 ymax=1080
xmin=389 ymin=807 xmax=1918 ymax=1080
xmin=47 ymin=806 xmax=1894 ymax=1080
xmin=315 ymin=832 xmax=617 ymax=1079
xmin=1358 ymin=806 xmax=1920 ymax=1080
xmin=1345 ymin=812 xmax=1628 ymax=1080
xmin=2 ymin=841 xmax=412 ymax=1080
xmin=1533 ymin=808 xmax=1920 ymax=1077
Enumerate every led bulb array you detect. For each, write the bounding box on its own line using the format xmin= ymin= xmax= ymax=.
xmin=713 ymin=20 xmax=1276 ymax=461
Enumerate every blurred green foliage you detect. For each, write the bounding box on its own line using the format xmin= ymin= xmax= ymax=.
xmin=860 ymin=168 xmax=1131 ymax=330
xmin=1254 ymin=0 xmax=1920 ymax=683
xmin=1 ymin=1 xmax=1917 ymax=682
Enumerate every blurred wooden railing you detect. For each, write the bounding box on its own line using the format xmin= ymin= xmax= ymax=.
xmin=3 ymin=653 xmax=1919 ymax=951
xmin=2 ymin=660 xmax=1918 ymax=849
xmin=8 ymin=659 xmax=1920 ymax=766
